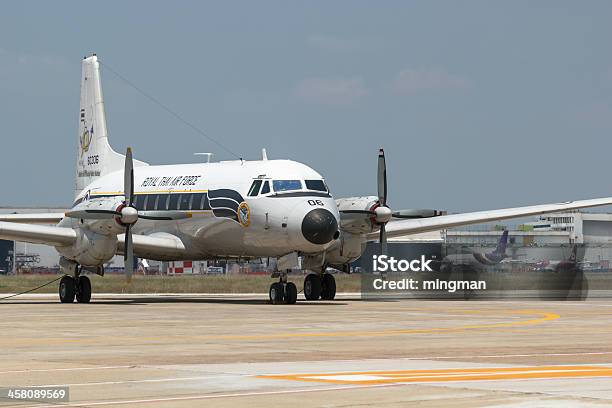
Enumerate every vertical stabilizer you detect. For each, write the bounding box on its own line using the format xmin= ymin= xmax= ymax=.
xmin=494 ymin=230 xmax=509 ymax=255
xmin=75 ymin=54 xmax=147 ymax=198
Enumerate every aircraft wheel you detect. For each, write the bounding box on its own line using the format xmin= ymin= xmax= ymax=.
xmin=269 ymin=282 xmax=284 ymax=304
xmin=304 ymin=274 xmax=322 ymax=300
xmin=59 ymin=275 xmax=76 ymax=303
xmin=76 ymin=276 xmax=92 ymax=303
xmin=321 ymin=273 xmax=336 ymax=300
xmin=285 ymin=282 xmax=298 ymax=304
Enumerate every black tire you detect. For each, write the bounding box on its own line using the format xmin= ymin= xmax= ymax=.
xmin=269 ymin=282 xmax=284 ymax=304
xmin=59 ymin=275 xmax=76 ymax=303
xmin=321 ymin=273 xmax=337 ymax=300
xmin=285 ymin=282 xmax=298 ymax=304
xmin=304 ymin=274 xmax=322 ymax=300
xmin=76 ymin=276 xmax=92 ymax=303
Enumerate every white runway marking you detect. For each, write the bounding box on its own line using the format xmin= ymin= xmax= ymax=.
xmin=31 ymin=374 xmax=248 ymax=388
xmin=4 ymin=351 xmax=611 ymax=377
xmin=24 ymin=383 xmax=396 ymax=408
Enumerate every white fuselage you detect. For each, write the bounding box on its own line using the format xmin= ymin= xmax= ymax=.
xmin=58 ymin=159 xmax=340 ymax=261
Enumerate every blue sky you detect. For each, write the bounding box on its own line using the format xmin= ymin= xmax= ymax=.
xmin=1 ymin=1 xmax=612 ymax=211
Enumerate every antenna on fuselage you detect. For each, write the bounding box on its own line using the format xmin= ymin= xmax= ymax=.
xmin=262 ymin=148 xmax=268 ymax=161
xmin=194 ymin=152 xmax=214 ymax=163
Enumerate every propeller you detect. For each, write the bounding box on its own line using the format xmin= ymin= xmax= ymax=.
xmin=123 ymin=147 xmax=135 ymax=281
xmin=377 ymin=149 xmax=390 ymax=256
xmin=338 ymin=149 xmax=445 ymax=257
xmin=65 ymin=148 xmax=141 ymax=280
xmin=338 ymin=149 xmax=392 ymax=256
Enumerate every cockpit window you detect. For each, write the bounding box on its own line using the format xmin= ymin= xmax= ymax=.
xmin=260 ymin=180 xmax=270 ymax=194
xmin=273 ymin=180 xmax=302 ymax=192
xmin=305 ymin=180 xmax=327 ymax=192
xmin=248 ymin=180 xmax=263 ymax=196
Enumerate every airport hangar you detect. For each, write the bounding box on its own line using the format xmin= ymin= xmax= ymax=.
xmin=2 ymin=207 xmax=612 ymax=274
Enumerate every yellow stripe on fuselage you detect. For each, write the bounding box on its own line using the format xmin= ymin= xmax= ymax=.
xmin=90 ymin=189 xmax=209 ymax=196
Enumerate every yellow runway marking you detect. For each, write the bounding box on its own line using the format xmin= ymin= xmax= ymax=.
xmin=0 ymin=310 xmax=559 ymax=346
xmin=207 ymin=310 xmax=559 ymax=340
xmin=260 ymin=365 xmax=612 ymax=385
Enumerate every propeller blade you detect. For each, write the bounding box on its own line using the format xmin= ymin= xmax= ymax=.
xmin=124 ymin=147 xmax=134 ymax=206
xmin=392 ymin=209 xmax=446 ymax=219
xmin=339 ymin=209 xmax=375 ymax=215
xmin=137 ymin=211 xmax=191 ymax=220
xmin=138 ymin=214 xmax=175 ymax=221
xmin=64 ymin=209 xmax=121 ymax=219
xmin=124 ymin=225 xmax=134 ymax=280
xmin=379 ymin=223 xmax=387 ymax=256
xmin=377 ymin=148 xmax=387 ymax=207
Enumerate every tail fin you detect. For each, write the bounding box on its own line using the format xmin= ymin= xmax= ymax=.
xmin=75 ymin=54 xmax=147 ymax=198
xmin=494 ymin=230 xmax=509 ymax=255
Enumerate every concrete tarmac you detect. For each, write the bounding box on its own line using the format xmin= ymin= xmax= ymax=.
xmin=1 ymin=294 xmax=612 ymax=407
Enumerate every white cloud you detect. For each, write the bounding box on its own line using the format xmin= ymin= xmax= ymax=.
xmin=294 ymin=76 xmax=367 ymax=106
xmin=306 ymin=35 xmax=357 ymax=51
xmin=392 ymin=68 xmax=471 ymax=94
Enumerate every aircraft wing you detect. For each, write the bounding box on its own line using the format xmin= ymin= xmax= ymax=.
xmin=0 ymin=221 xmax=187 ymax=259
xmin=371 ymin=197 xmax=612 ymax=240
xmin=0 ymin=213 xmax=65 ymax=224
xmin=0 ymin=221 xmax=76 ymax=246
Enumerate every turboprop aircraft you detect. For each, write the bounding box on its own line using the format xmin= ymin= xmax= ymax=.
xmin=3 ymin=54 xmax=612 ymax=304
xmin=441 ymin=230 xmax=509 ymax=270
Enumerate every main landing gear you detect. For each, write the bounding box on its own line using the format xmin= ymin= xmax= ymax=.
xmin=59 ymin=265 xmax=92 ymax=303
xmin=268 ymin=271 xmax=337 ymax=304
xmin=269 ymin=271 xmax=298 ymax=305
xmin=304 ymin=273 xmax=336 ymax=301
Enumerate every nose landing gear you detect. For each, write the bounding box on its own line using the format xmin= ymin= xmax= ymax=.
xmin=269 ymin=272 xmax=298 ymax=304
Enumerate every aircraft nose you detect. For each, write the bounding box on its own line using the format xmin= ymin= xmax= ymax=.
xmin=301 ymin=208 xmax=338 ymax=245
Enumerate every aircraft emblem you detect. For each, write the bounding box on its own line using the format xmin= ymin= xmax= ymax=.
xmin=80 ymin=126 xmax=93 ymax=156
xmin=238 ymin=202 xmax=250 ymax=227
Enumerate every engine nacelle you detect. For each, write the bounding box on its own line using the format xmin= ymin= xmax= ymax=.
xmin=336 ymin=196 xmax=379 ymax=235
xmin=57 ymin=228 xmax=118 ymax=267
xmin=72 ymin=197 xmax=128 ymax=235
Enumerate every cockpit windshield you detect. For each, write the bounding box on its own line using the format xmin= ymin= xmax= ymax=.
xmin=305 ymin=179 xmax=327 ymax=192
xmin=248 ymin=179 xmax=327 ymax=196
xmin=272 ymin=180 xmax=302 ymax=192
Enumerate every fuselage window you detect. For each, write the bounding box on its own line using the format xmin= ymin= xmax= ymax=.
xmin=168 ymin=194 xmax=180 ymax=210
xmin=272 ymin=180 xmax=302 ymax=192
xmin=191 ymin=193 xmax=204 ymax=210
xmin=260 ymin=180 xmax=270 ymax=194
xmin=156 ymin=194 xmax=169 ymax=210
xmin=179 ymin=194 xmax=192 ymax=210
xmin=134 ymin=194 xmax=145 ymax=210
xmin=145 ymin=194 xmax=157 ymax=210
xmin=248 ymin=180 xmax=262 ymax=196
xmin=305 ymin=180 xmax=327 ymax=192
